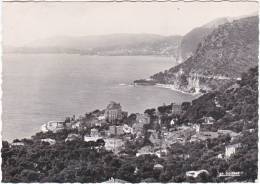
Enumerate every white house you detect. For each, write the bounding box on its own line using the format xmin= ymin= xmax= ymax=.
xmin=65 ymin=134 xmax=81 ymax=142
xmin=225 ymin=143 xmax=241 ymax=159
xmin=104 ymin=138 xmax=124 ymax=153
xmin=41 ymin=121 xmax=65 ymax=133
xmin=11 ymin=142 xmax=25 ymax=147
xmin=186 ymin=170 xmax=209 ymax=178
xmin=41 ymin=138 xmax=56 ymax=145
xmin=84 ymin=136 xmax=101 ymax=142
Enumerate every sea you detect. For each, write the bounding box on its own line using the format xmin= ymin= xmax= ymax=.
xmin=2 ymin=54 xmax=199 ymax=141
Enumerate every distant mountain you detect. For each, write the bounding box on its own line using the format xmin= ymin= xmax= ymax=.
xmin=150 ymin=16 xmax=258 ymax=93
xmin=4 ymin=34 xmax=182 ymax=58
xmin=5 ymin=14 xmax=256 ymax=61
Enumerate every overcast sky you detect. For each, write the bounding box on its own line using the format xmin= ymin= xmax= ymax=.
xmin=3 ymin=2 xmax=258 ymax=46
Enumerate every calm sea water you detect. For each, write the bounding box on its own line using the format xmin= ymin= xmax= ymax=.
xmin=3 ymin=54 xmax=197 ymax=141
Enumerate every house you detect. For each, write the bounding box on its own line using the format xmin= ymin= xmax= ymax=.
xmin=172 ymin=103 xmax=182 ymax=115
xmin=225 ymin=143 xmax=241 ymax=159
xmin=11 ymin=142 xmax=25 ymax=147
xmin=65 ymin=133 xmax=81 ymax=142
xmin=97 ymin=115 xmax=105 ymax=120
xmin=104 ymin=138 xmax=124 ymax=154
xmin=132 ymin=113 xmax=150 ymax=134
xmin=149 ymin=131 xmax=161 ymax=146
xmin=202 ymin=116 xmax=215 ymax=125
xmin=186 ymin=170 xmax=209 ymax=178
xmin=41 ymin=138 xmax=56 ymax=145
xmin=153 ymin=164 xmax=164 ymax=170
xmin=177 ymin=154 xmax=190 ymax=160
xmin=71 ymin=121 xmax=82 ymax=129
xmin=123 ymin=124 xmax=133 ymax=134
xmin=41 ymin=121 xmax=65 ymax=133
xmin=217 ymin=129 xmax=240 ymax=141
xmin=102 ymin=177 xmax=128 ymax=183
xmin=136 ymin=146 xmax=155 ymax=157
xmin=105 ymin=101 xmax=123 ymax=123
xmin=190 ymin=131 xmax=219 ymax=142
xmin=108 ymin=125 xmax=124 ymax=136
xmin=217 ymin=153 xmax=224 ymax=159
xmin=90 ymin=128 xmax=99 ymax=137
xmin=155 ymin=149 xmax=168 ymax=158
xmin=136 ymin=113 xmax=150 ymax=124
xmin=193 ymin=124 xmax=200 ymax=133
xmin=84 ymin=136 xmax=102 ymax=142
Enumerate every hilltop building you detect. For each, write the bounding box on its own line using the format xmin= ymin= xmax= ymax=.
xmin=105 ymin=101 xmax=127 ymax=123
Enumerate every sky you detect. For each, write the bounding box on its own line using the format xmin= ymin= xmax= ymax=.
xmin=3 ymin=1 xmax=258 ymax=46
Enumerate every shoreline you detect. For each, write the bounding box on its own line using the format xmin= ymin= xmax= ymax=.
xmin=155 ymin=83 xmax=201 ymax=96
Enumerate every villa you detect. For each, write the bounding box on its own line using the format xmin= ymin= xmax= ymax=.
xmin=41 ymin=121 xmax=65 ymax=133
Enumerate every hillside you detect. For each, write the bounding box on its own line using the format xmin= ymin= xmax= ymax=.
xmin=150 ymin=16 xmax=258 ymax=92
xmin=180 ymin=17 xmax=231 ymax=61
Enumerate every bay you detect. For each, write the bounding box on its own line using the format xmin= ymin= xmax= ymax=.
xmin=2 ymin=54 xmax=198 ymax=141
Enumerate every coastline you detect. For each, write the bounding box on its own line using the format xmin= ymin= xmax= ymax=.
xmin=154 ymin=83 xmax=200 ymax=95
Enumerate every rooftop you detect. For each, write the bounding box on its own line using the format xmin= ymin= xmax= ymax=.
xmin=106 ymin=101 xmax=122 ymax=110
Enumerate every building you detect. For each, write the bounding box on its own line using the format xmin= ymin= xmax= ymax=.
xmin=202 ymin=116 xmax=215 ymax=125
xmin=132 ymin=113 xmax=150 ymax=135
xmin=104 ymin=138 xmax=124 ymax=154
xmin=105 ymin=101 xmax=123 ymax=123
xmin=218 ymin=129 xmax=241 ymax=141
xmin=11 ymin=142 xmax=25 ymax=147
xmin=155 ymin=149 xmax=168 ymax=158
xmin=108 ymin=125 xmax=124 ymax=136
xmin=41 ymin=138 xmax=56 ymax=145
xmin=65 ymin=133 xmax=81 ymax=142
xmin=190 ymin=131 xmax=219 ymax=142
xmin=153 ymin=164 xmax=164 ymax=170
xmin=41 ymin=121 xmax=65 ymax=133
xmin=136 ymin=113 xmax=150 ymax=124
xmin=186 ymin=170 xmax=209 ymax=178
xmin=84 ymin=136 xmax=102 ymax=142
xmin=172 ymin=103 xmax=182 ymax=115
xmin=136 ymin=146 xmax=155 ymax=157
xmin=149 ymin=131 xmax=161 ymax=146
xmin=225 ymin=143 xmax=241 ymax=159
xmin=123 ymin=124 xmax=133 ymax=134
xmin=102 ymin=177 xmax=128 ymax=183
xmin=90 ymin=128 xmax=99 ymax=137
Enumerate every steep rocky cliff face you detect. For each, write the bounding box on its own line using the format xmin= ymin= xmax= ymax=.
xmin=151 ymin=16 xmax=258 ymax=93
xmin=179 ymin=17 xmax=230 ymax=61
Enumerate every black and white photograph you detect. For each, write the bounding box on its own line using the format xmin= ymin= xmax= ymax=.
xmin=1 ymin=1 xmax=259 ymax=183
